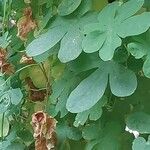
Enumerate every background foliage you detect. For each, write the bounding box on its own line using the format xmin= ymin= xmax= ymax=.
xmin=0 ymin=0 xmax=150 ymax=149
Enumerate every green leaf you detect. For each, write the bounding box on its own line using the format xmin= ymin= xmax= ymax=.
xmin=99 ymin=31 xmax=122 ymax=61
xmin=68 ymin=53 xmax=101 ymax=73
xmin=17 ymin=129 xmax=33 ymax=144
xmin=0 ymin=32 xmax=11 ymax=49
xmin=74 ymin=111 xmax=89 ymax=127
xmin=0 ymin=93 xmax=11 ymax=113
xmin=116 ymin=0 xmax=144 ymax=22
xmin=9 ymin=88 xmax=23 ymax=105
xmin=82 ymin=123 xmax=100 ymax=140
xmin=58 ymin=0 xmax=82 ymax=16
xmin=26 ymin=26 xmax=67 ymax=56
xmin=127 ymin=33 xmax=150 ymax=78
xmin=98 ymin=2 xmax=119 ymax=25
xmin=67 ymin=61 xmax=137 ymax=113
xmin=50 ymin=12 xmax=97 ymax=63
xmin=82 ymin=31 xmax=106 ymax=53
xmin=0 ymin=141 xmax=11 ymax=150
xmin=83 ymin=23 xmax=101 ymax=34
xmin=109 ymin=63 xmax=137 ymax=97
xmin=82 ymin=0 xmax=149 ymax=61
xmin=126 ymin=112 xmax=150 ymax=133
xmin=143 ymin=58 xmax=150 ymax=78
xmin=0 ymin=114 xmax=9 ymax=138
xmin=55 ymin=91 xmax=69 ymax=118
xmin=77 ymin=0 xmax=92 ymax=16
xmin=74 ymin=96 xmax=107 ymax=127
xmin=66 ymin=68 xmax=108 ymax=113
xmin=34 ymin=10 xmax=53 ymax=35
xmin=58 ymin=28 xmax=83 ymax=63
xmin=127 ymin=42 xmax=147 ymax=59
xmin=94 ymin=121 xmax=122 ymax=150
xmin=67 ymin=127 xmax=82 ymax=140
xmin=33 ymin=44 xmax=59 ymax=62
xmin=85 ymin=141 xmax=99 ymax=150
xmin=117 ymin=12 xmax=150 ymax=38
xmin=89 ymin=96 xmax=107 ymax=120
xmin=56 ymin=123 xmax=82 ymax=141
xmin=6 ymin=142 xmax=25 ymax=150
xmin=132 ymin=137 xmax=150 ymax=150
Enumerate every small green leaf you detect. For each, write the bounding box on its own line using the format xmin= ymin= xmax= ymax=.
xmin=99 ymin=31 xmax=122 ymax=61
xmin=77 ymin=0 xmax=92 ymax=16
xmin=33 ymin=44 xmax=59 ymax=62
xmin=89 ymin=96 xmax=107 ymax=120
xmin=0 ymin=141 xmax=11 ymax=150
xmin=9 ymin=88 xmax=23 ymax=105
xmin=109 ymin=63 xmax=137 ymax=97
xmin=55 ymin=91 xmax=68 ymax=118
xmin=132 ymin=137 xmax=150 ymax=150
xmin=98 ymin=2 xmax=119 ymax=25
xmin=82 ymin=123 xmax=100 ymax=140
xmin=0 ymin=114 xmax=9 ymax=138
xmin=85 ymin=140 xmax=99 ymax=150
xmin=56 ymin=123 xmax=82 ymax=140
xmin=74 ymin=111 xmax=89 ymax=127
xmin=116 ymin=0 xmax=144 ymax=22
xmin=0 ymin=93 xmax=11 ymax=113
xmin=58 ymin=0 xmax=82 ymax=16
xmin=82 ymin=31 xmax=106 ymax=53
xmin=73 ymin=96 xmax=107 ymax=127
xmin=68 ymin=53 xmax=101 ymax=73
xmin=6 ymin=142 xmax=25 ymax=150
xmin=26 ymin=26 xmax=67 ymax=56
xmin=66 ymin=68 xmax=108 ymax=113
xmin=74 ymin=96 xmax=107 ymax=127
xmin=126 ymin=112 xmax=150 ymax=133
xmin=127 ymin=42 xmax=147 ymax=59
xmin=58 ymin=28 xmax=83 ymax=63
xmin=143 ymin=58 xmax=150 ymax=78
xmin=83 ymin=23 xmax=100 ymax=34
xmin=118 ymin=12 xmax=150 ymax=38
xmin=95 ymin=121 xmax=122 ymax=150
xmin=67 ymin=127 xmax=82 ymax=140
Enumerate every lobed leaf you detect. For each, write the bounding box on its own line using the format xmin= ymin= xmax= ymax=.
xmin=66 ymin=68 xmax=108 ymax=113
xmin=109 ymin=63 xmax=137 ymax=97
xmin=26 ymin=26 xmax=67 ymax=56
xmin=126 ymin=112 xmax=150 ymax=134
xmin=58 ymin=0 xmax=82 ymax=16
xmin=58 ymin=28 xmax=83 ymax=63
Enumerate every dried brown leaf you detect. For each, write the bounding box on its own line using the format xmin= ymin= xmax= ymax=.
xmin=0 ymin=48 xmax=14 ymax=74
xmin=25 ymin=77 xmax=46 ymax=102
xmin=17 ymin=7 xmax=36 ymax=41
xmin=20 ymin=54 xmax=35 ymax=64
xmin=32 ymin=111 xmax=57 ymax=150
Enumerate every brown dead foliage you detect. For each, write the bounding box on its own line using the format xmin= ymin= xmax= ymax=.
xmin=20 ymin=54 xmax=35 ymax=64
xmin=32 ymin=111 xmax=57 ymax=150
xmin=17 ymin=7 xmax=36 ymax=41
xmin=0 ymin=48 xmax=14 ymax=74
xmin=25 ymin=77 xmax=46 ymax=102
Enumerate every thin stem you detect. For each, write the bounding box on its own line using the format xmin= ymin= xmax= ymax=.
xmin=39 ymin=63 xmax=51 ymax=108
xmin=2 ymin=0 xmax=7 ymax=34
xmin=40 ymin=63 xmax=49 ymax=82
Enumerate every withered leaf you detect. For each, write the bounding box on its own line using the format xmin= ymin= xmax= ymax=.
xmin=32 ymin=111 xmax=57 ymax=150
xmin=20 ymin=54 xmax=35 ymax=64
xmin=25 ymin=77 xmax=46 ymax=102
xmin=17 ymin=7 xmax=36 ymax=41
xmin=0 ymin=48 xmax=14 ymax=74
